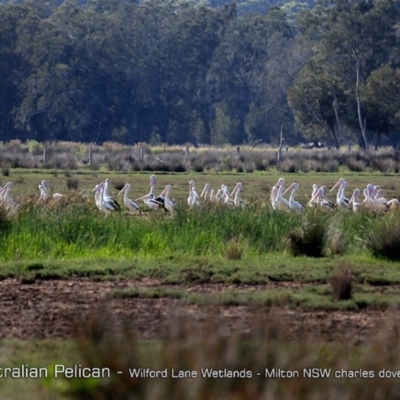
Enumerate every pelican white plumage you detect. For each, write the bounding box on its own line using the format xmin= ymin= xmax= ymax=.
xmin=158 ymin=184 xmax=176 ymax=213
xmin=308 ymin=184 xmax=319 ymax=207
xmin=348 ymin=188 xmax=362 ymax=212
xmin=38 ymin=184 xmax=48 ymax=201
xmin=103 ymin=179 xmax=121 ymax=211
xmin=0 ymin=182 xmax=12 ymax=202
xmin=275 ymin=183 xmax=291 ymax=211
xmin=188 ymin=180 xmax=200 ymax=208
xmin=270 ymin=178 xmax=290 ymax=211
xmin=209 ymin=189 xmax=216 ymax=202
xmin=330 ymin=178 xmax=349 ymax=208
xmin=200 ymin=183 xmax=211 ymax=201
xmin=0 ymin=182 xmax=16 ymax=206
xmin=118 ymin=184 xmax=140 ymax=213
xmin=93 ymin=181 xmax=120 ymax=213
xmin=388 ymin=198 xmax=400 ymax=210
xmin=41 ymin=180 xmax=63 ymax=199
xmin=362 ymin=184 xmax=376 ymax=209
xmin=92 ymin=183 xmax=103 ymax=211
xmin=232 ymin=182 xmax=244 ymax=207
xmin=283 ymin=182 xmax=305 ymax=212
xmin=136 ymin=175 xmax=163 ymax=210
xmin=310 ymin=186 xmax=334 ymax=210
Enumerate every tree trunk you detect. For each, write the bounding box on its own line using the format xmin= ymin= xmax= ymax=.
xmin=355 ymin=57 xmax=368 ymax=149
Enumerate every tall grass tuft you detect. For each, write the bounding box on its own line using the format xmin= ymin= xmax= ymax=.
xmin=225 ymin=236 xmax=246 ymax=260
xmin=286 ymin=210 xmax=329 ymax=257
xmin=363 ymin=217 xmax=400 ymax=261
xmin=0 ymin=205 xmax=12 ymax=237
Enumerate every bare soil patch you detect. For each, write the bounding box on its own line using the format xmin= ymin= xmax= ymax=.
xmin=0 ymin=278 xmax=391 ymax=344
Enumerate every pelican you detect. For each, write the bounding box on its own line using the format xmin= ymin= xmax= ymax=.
xmin=308 ymin=184 xmax=319 ymax=207
xmin=136 ymin=175 xmax=163 ymax=210
xmin=362 ymin=184 xmax=377 ymax=209
xmin=270 ymin=178 xmax=290 ymax=211
xmin=215 ymin=187 xmax=224 ymax=202
xmin=41 ymin=180 xmax=63 ymax=199
xmin=310 ymin=186 xmax=335 ymax=210
xmin=93 ymin=182 xmax=120 ymax=213
xmin=275 ymin=183 xmax=291 ymax=211
xmin=232 ymin=182 xmax=244 ymax=207
xmin=349 ymin=189 xmax=362 ymax=212
xmin=38 ymin=184 xmax=48 ymax=201
xmin=283 ymin=182 xmax=305 ymax=212
xmin=200 ymin=183 xmax=211 ymax=200
xmin=188 ymin=180 xmax=200 ymax=208
xmin=118 ymin=184 xmax=140 ymax=213
xmin=0 ymin=182 xmax=17 ymax=209
xmin=330 ymin=178 xmax=349 ymax=208
xmin=158 ymin=185 xmax=176 ymax=213
xmin=103 ymin=179 xmax=121 ymax=211
xmin=388 ymin=198 xmax=400 ymax=210
xmin=92 ymin=183 xmax=103 ymax=211
xmin=209 ymin=189 xmax=216 ymax=202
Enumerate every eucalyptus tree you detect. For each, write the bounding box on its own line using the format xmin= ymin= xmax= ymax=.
xmin=363 ymin=65 xmax=400 ymax=148
xmin=209 ymin=7 xmax=295 ymax=145
xmin=15 ymin=0 xmax=131 ymax=142
xmin=290 ymin=0 xmax=400 ymax=148
xmin=0 ymin=2 xmax=36 ymax=140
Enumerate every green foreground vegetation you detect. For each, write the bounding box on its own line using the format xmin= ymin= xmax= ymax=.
xmin=1 ymin=169 xmax=400 ymax=398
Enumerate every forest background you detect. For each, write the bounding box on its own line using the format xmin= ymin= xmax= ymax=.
xmin=1 ymin=0 xmax=400 ymax=149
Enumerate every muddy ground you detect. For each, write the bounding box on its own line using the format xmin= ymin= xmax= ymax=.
xmin=0 ymin=278 xmax=393 ymax=344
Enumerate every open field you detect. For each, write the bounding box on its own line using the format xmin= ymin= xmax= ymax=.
xmin=1 ymin=165 xmax=400 ymax=398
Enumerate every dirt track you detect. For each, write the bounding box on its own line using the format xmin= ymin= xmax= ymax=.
xmin=0 ymin=278 xmax=391 ymax=344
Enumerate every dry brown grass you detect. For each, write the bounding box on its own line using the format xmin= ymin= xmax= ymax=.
xmin=330 ymin=265 xmax=353 ymax=301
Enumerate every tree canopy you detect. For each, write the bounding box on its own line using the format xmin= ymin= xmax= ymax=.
xmin=0 ymin=0 xmax=399 ymax=147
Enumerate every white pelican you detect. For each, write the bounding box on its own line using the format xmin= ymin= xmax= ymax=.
xmin=388 ymin=198 xmax=400 ymax=210
xmin=310 ymin=186 xmax=335 ymax=210
xmin=118 ymin=184 xmax=140 ymax=213
xmin=41 ymin=180 xmax=63 ymax=199
xmin=209 ymin=189 xmax=216 ymax=202
xmin=275 ymin=183 xmax=291 ymax=211
xmin=136 ymin=175 xmax=163 ymax=210
xmin=232 ymin=182 xmax=244 ymax=207
xmin=103 ymin=179 xmax=121 ymax=211
xmin=92 ymin=183 xmax=103 ymax=211
xmin=270 ymin=178 xmax=290 ymax=211
xmin=349 ymin=188 xmax=362 ymax=212
xmin=158 ymin=185 xmax=176 ymax=213
xmin=215 ymin=187 xmax=224 ymax=202
xmin=362 ymin=184 xmax=377 ymax=210
xmin=93 ymin=182 xmax=120 ymax=213
xmin=0 ymin=182 xmax=17 ymax=209
xmin=283 ymin=182 xmax=305 ymax=212
xmin=38 ymin=184 xmax=48 ymax=201
xmin=200 ymin=183 xmax=211 ymax=200
xmin=308 ymin=184 xmax=319 ymax=207
xmin=187 ymin=180 xmax=200 ymax=208
xmin=330 ymin=178 xmax=349 ymax=208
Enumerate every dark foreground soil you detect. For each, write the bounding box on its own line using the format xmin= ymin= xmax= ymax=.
xmin=0 ymin=278 xmax=392 ymax=344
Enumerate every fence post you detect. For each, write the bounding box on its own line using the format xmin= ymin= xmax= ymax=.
xmin=236 ymin=146 xmax=240 ymax=154
xmin=140 ymin=145 xmax=145 ymax=161
xmin=43 ymin=147 xmax=46 ymax=165
xmin=89 ymin=146 xmax=93 ymax=166
xmin=277 ymin=125 xmax=284 ymax=164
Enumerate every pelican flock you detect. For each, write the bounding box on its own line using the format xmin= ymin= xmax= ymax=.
xmin=0 ymin=175 xmax=399 ymax=217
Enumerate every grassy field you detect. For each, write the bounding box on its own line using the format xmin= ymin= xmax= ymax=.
xmin=1 ymin=165 xmax=400 ymax=399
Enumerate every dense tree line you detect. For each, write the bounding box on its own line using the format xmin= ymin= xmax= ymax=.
xmin=0 ymin=0 xmax=399 ymax=147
